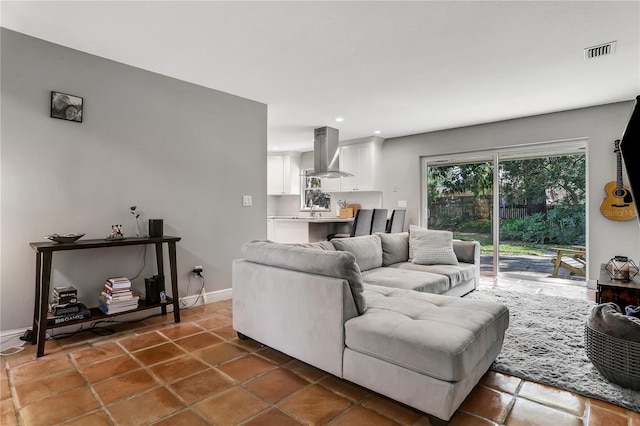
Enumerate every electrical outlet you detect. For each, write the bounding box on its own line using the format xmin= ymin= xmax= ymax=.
xmin=242 ymin=195 xmax=252 ymax=206
xmin=193 ymin=265 xmax=203 ymax=274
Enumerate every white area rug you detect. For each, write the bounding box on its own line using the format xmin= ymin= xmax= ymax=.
xmin=464 ymin=287 xmax=640 ymax=412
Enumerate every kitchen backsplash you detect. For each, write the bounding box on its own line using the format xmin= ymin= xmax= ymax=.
xmin=268 ymin=192 xmax=383 ymax=217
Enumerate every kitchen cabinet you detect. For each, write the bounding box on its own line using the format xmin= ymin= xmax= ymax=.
xmin=267 ymin=218 xmax=275 ymax=240
xmin=268 ymin=152 xmax=301 ymax=195
xmin=322 ymin=137 xmax=383 ymax=192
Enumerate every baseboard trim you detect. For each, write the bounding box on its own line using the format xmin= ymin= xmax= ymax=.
xmin=180 ymin=288 xmax=232 ymax=308
xmin=0 ymin=328 xmax=28 ymax=342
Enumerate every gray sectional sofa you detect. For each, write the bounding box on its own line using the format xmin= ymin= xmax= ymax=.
xmin=232 ymin=230 xmax=509 ymax=421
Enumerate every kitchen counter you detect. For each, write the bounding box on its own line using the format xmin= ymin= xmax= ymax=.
xmin=267 ymin=216 xmax=353 ymax=243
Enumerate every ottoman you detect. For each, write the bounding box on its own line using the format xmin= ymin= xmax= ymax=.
xmin=343 ymin=284 xmax=510 ymax=420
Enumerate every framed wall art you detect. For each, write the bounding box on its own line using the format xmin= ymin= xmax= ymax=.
xmin=50 ymin=91 xmax=83 ymax=123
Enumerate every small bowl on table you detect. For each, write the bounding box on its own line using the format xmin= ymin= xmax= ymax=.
xmin=45 ymin=233 xmax=85 ymax=244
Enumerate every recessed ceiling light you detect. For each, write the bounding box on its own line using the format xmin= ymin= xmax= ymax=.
xmin=335 ymin=117 xmax=344 ymax=122
xmin=374 ymin=130 xmax=381 ymax=134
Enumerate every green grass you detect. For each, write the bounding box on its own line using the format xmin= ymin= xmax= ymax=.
xmin=453 ymin=232 xmax=577 ymax=256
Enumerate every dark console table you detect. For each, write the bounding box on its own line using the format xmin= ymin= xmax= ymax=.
xmin=29 ymin=236 xmax=181 ymax=357
xmin=597 ymin=263 xmax=640 ymax=311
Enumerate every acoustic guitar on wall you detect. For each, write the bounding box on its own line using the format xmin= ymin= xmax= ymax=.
xmin=600 ymin=139 xmax=637 ymax=221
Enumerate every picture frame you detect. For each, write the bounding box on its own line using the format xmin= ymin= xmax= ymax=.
xmin=50 ymin=91 xmax=83 ymax=123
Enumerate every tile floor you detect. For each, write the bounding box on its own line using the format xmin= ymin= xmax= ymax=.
xmin=1 ymin=278 xmax=638 ymax=426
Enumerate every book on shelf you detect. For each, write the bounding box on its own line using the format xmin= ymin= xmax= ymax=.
xmin=101 ymin=291 xmax=134 ymax=300
xmin=52 ymin=295 xmax=78 ymax=304
xmin=47 ymin=304 xmax=91 ymax=326
xmin=49 ymin=302 xmax=81 ymax=316
xmin=53 ymin=285 xmax=77 ymax=298
xmin=97 ymin=299 xmax=139 ymax=315
xmin=106 ymin=277 xmax=131 ymax=287
xmin=103 ymin=283 xmax=133 ymax=294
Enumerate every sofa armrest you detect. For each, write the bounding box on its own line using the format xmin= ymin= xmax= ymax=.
xmin=453 ymin=240 xmax=481 ymax=289
xmin=232 ymin=259 xmax=358 ymax=377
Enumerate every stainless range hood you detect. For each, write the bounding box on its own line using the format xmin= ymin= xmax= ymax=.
xmin=307 ymin=126 xmax=353 ymax=179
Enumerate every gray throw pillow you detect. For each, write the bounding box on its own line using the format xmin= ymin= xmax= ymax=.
xmin=377 ymin=232 xmax=409 ymax=266
xmin=409 ymin=225 xmax=459 ymax=266
xmin=331 ymin=235 xmax=383 ymax=272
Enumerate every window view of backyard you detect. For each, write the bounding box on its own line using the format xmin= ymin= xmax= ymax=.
xmin=427 ymin=152 xmax=586 ymax=282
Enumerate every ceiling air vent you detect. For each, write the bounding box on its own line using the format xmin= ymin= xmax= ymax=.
xmin=584 ymin=41 xmax=617 ymax=60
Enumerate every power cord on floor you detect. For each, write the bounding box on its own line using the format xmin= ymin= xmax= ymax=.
xmin=181 ymin=272 xmax=206 ymax=309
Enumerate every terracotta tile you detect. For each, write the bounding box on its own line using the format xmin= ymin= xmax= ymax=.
xmin=170 ymin=368 xmax=234 ymax=404
xmin=243 ymin=408 xmax=303 ymax=426
xmin=13 ymin=368 xmax=86 ymax=407
xmin=174 ymin=332 xmax=223 ymax=352
xmin=285 ymin=359 xmax=327 ymax=382
xmin=152 ymin=409 xmax=210 ymax=426
xmin=280 ymin=384 xmax=352 ymax=425
xmin=589 ymin=398 xmax=628 ymax=414
xmin=319 ymin=376 xmax=371 ymax=402
xmin=480 ymin=371 xmax=522 ymax=394
xmin=69 ymin=342 xmax=125 ymax=366
xmin=60 ymin=410 xmax=112 ymax=426
xmin=448 ymin=411 xmax=497 ymax=426
xmin=192 ymin=342 xmax=248 ymax=366
xmin=588 ymin=404 xmax=628 ymax=426
xmin=20 ymin=387 xmax=99 ymax=425
xmin=0 ymin=399 xmax=17 ymax=426
xmin=518 ymin=381 xmax=586 ymax=417
xmin=193 ymin=386 xmax=268 ymax=424
xmin=92 ymin=369 xmax=157 ymax=404
xmin=211 ymin=325 xmax=238 ymax=340
xmin=245 ymin=367 xmax=309 ymax=403
xmin=118 ymin=331 xmax=169 ymax=352
xmin=505 ymin=398 xmax=583 ymax=426
xmin=107 ymin=386 xmax=186 ymax=426
xmin=217 ymin=354 xmax=275 ymax=382
xmin=158 ymin=322 xmax=204 ymax=340
xmin=149 ymin=354 xmax=209 ymax=383
xmin=195 ymin=313 xmax=232 ymax=330
xmin=360 ymin=394 xmax=424 ymax=425
xmin=79 ymin=353 xmax=140 ymax=383
xmin=9 ymin=355 xmax=75 ymax=384
xmin=460 ymin=385 xmax=513 ymax=422
xmin=131 ymin=342 xmax=186 ymax=366
xmin=256 ymin=347 xmax=295 ymax=365
xmin=332 ymin=405 xmax=401 ymax=425
xmin=233 ymin=337 xmax=265 ymax=352
xmin=0 ymin=378 xmax=10 ymax=401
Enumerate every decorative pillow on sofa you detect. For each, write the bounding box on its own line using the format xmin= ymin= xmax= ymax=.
xmin=409 ymin=225 xmax=459 ymax=266
xmin=330 ymin=234 xmax=383 ymax=272
xmin=377 ymin=232 xmax=409 ymax=266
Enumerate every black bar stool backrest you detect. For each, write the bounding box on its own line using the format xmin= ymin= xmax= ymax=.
xmin=371 ymin=209 xmax=389 ymax=234
xmin=387 ymin=209 xmax=406 ymax=233
xmin=351 ymin=209 xmax=374 ymax=237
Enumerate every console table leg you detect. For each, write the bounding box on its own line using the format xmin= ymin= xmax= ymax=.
xmin=168 ymin=241 xmax=181 ymax=323
xmin=31 ymin=253 xmax=42 ymax=345
xmin=37 ymin=253 xmax=53 ymax=357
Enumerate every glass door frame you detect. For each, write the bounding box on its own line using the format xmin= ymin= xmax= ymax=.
xmin=421 ymin=138 xmax=588 ymax=277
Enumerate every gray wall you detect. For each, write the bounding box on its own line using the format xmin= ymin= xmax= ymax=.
xmin=1 ymin=29 xmax=267 ymax=331
xmin=381 ymin=101 xmax=640 ymax=282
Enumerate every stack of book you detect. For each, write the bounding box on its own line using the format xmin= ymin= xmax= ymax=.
xmin=98 ymin=277 xmax=140 ymax=314
xmin=48 ymin=285 xmax=91 ymax=325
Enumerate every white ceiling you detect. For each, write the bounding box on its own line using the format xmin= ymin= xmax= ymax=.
xmin=2 ymin=1 xmax=639 ymax=152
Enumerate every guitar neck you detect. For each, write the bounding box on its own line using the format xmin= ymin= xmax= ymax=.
xmin=615 ymin=141 xmax=624 ymax=190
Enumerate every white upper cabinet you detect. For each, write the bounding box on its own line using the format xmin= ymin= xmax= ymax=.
xmin=338 ymin=137 xmax=383 ymax=192
xmin=267 ymin=152 xmax=301 ymax=195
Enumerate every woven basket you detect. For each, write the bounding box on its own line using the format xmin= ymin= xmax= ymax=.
xmin=584 ymin=322 xmax=640 ymax=390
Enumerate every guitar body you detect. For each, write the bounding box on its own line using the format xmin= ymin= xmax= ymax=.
xmin=601 ymin=140 xmax=638 ymax=221
xmin=600 ymin=182 xmax=637 ymax=220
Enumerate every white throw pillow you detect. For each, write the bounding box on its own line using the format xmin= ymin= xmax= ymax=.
xmin=409 ymin=225 xmax=459 ymax=265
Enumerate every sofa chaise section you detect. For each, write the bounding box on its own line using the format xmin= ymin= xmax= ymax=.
xmin=233 ymin=240 xmax=509 ymax=420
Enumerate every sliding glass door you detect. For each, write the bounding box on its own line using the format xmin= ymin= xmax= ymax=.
xmin=423 ymin=141 xmax=586 ymax=281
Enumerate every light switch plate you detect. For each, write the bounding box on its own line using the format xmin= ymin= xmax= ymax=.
xmin=242 ymin=195 xmax=252 ymax=206
xmin=398 ymin=200 xmax=407 ymax=208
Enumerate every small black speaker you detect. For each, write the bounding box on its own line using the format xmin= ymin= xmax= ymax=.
xmin=145 ymin=277 xmax=158 ymax=303
xmin=149 ymin=219 xmax=163 ymax=237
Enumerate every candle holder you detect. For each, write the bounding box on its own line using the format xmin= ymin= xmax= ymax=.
xmin=605 ymin=256 xmax=639 ymax=281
